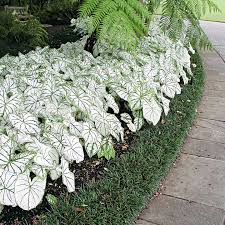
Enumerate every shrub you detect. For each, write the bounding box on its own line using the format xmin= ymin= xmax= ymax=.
xmin=0 ymin=19 xmax=193 ymax=212
xmin=0 ymin=12 xmax=48 ymax=57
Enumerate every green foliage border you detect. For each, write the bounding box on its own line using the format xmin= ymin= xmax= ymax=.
xmin=40 ymin=52 xmax=204 ymax=225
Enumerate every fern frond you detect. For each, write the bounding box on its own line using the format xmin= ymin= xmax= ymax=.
xmin=156 ymin=0 xmax=220 ymax=49
xmin=79 ymin=0 xmax=101 ymax=16
xmin=80 ymin=0 xmax=151 ymax=50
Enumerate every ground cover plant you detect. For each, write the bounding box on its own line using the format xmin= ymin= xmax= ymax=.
xmin=0 ymin=0 xmax=212 ymax=224
xmin=0 ymin=17 xmax=195 ymax=214
xmin=39 ymin=44 xmax=204 ymax=225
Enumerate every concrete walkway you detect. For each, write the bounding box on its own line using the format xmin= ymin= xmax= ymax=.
xmin=136 ymin=21 xmax=225 ymax=225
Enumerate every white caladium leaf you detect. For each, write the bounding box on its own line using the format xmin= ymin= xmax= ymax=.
xmin=134 ymin=116 xmax=145 ymax=131
xmin=24 ymin=94 xmax=43 ymax=112
xmin=88 ymin=80 xmax=107 ymax=97
xmin=3 ymin=77 xmax=17 ymax=94
xmin=0 ymin=204 xmax=3 ymax=214
xmin=69 ymin=121 xmax=83 ymax=137
xmin=0 ymin=169 xmax=17 ymax=206
xmin=143 ymin=98 xmax=162 ymax=125
xmin=82 ymin=122 xmax=102 ymax=144
xmin=120 ymin=113 xmax=133 ymax=124
xmin=16 ymin=132 xmax=33 ymax=144
xmin=3 ymin=152 xmax=34 ymax=174
xmin=114 ymin=87 xmax=129 ymax=101
xmin=50 ymin=165 xmax=62 ymax=180
xmin=85 ymin=141 xmax=101 ymax=157
xmin=46 ymin=132 xmax=64 ymax=155
xmin=127 ymin=123 xmax=136 ymax=132
xmin=91 ymin=108 xmax=110 ymax=136
xmin=0 ymin=134 xmax=14 ymax=167
xmin=105 ymin=94 xmax=119 ymax=114
xmin=62 ymin=134 xmax=84 ymax=163
xmin=120 ymin=113 xmax=136 ymax=132
xmin=0 ymin=90 xmax=20 ymax=117
xmin=69 ymin=89 xmax=92 ymax=112
xmin=61 ymin=157 xmax=75 ymax=192
xmin=33 ymin=141 xmax=59 ymax=168
xmin=9 ymin=113 xmax=40 ymax=135
xmin=161 ymin=80 xmax=181 ymax=98
xmin=128 ymin=91 xmax=142 ymax=111
xmin=15 ymin=172 xmax=46 ymax=210
xmin=162 ymin=96 xmax=170 ymax=116
xmin=31 ymin=164 xmax=47 ymax=178
xmin=41 ymin=78 xmax=62 ymax=103
xmin=107 ymin=114 xmax=124 ymax=141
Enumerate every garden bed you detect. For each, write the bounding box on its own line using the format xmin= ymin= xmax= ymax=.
xmin=34 ymin=52 xmax=204 ymax=225
xmin=0 ymin=52 xmax=204 ymax=225
xmin=0 ymin=17 xmax=204 ymax=224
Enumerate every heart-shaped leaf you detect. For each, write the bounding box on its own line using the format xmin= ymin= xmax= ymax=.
xmin=15 ymin=172 xmax=46 ymax=210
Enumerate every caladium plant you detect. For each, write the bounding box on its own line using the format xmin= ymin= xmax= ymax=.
xmin=0 ymin=18 xmax=194 ymax=211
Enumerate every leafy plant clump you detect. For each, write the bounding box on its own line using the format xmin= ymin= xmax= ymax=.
xmin=0 ymin=19 xmax=194 ymax=212
xmin=0 ymin=12 xmax=48 ymax=57
xmin=40 ymin=52 xmax=204 ymax=225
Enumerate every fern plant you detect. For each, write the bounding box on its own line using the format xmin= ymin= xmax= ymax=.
xmin=158 ymin=0 xmax=220 ymax=49
xmin=79 ymin=0 xmax=151 ymax=49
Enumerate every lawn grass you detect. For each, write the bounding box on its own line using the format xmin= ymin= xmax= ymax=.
xmin=39 ymin=52 xmax=204 ymax=225
xmin=201 ymin=0 xmax=225 ymax=22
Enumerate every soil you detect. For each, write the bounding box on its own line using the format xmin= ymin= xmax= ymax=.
xmin=0 ymin=129 xmax=134 ymax=225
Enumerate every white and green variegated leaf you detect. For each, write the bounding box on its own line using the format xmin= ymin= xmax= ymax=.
xmin=134 ymin=116 xmax=144 ymax=131
xmin=88 ymin=80 xmax=106 ymax=97
xmin=128 ymin=91 xmax=142 ymax=111
xmin=127 ymin=122 xmax=136 ymax=132
xmin=61 ymin=157 xmax=75 ymax=192
xmin=107 ymin=114 xmax=124 ymax=141
xmin=82 ymin=122 xmax=102 ymax=144
xmin=3 ymin=152 xmax=34 ymax=174
xmin=69 ymin=89 xmax=92 ymax=112
xmin=143 ymin=98 xmax=162 ymax=126
xmin=120 ymin=113 xmax=136 ymax=132
xmin=15 ymin=172 xmax=46 ymax=210
xmin=0 ymin=90 xmax=20 ymax=117
xmin=0 ymin=204 xmax=3 ymax=214
xmin=85 ymin=141 xmax=101 ymax=157
xmin=9 ymin=113 xmax=41 ymax=135
xmin=91 ymin=109 xmax=110 ymax=136
xmin=46 ymin=132 xmax=64 ymax=155
xmin=105 ymin=94 xmax=119 ymax=114
xmin=16 ymin=132 xmax=33 ymax=145
xmin=3 ymin=77 xmax=17 ymax=94
xmin=31 ymin=164 xmax=47 ymax=178
xmin=50 ymin=165 xmax=62 ymax=181
xmin=162 ymin=96 xmax=170 ymax=116
xmin=41 ymin=80 xmax=62 ymax=103
xmin=33 ymin=141 xmax=59 ymax=168
xmin=62 ymin=134 xmax=84 ymax=163
xmin=0 ymin=134 xmax=14 ymax=167
xmin=69 ymin=121 xmax=83 ymax=138
xmin=24 ymin=94 xmax=43 ymax=112
xmin=161 ymin=80 xmax=181 ymax=98
xmin=120 ymin=113 xmax=133 ymax=124
xmin=0 ymin=169 xmax=17 ymax=206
